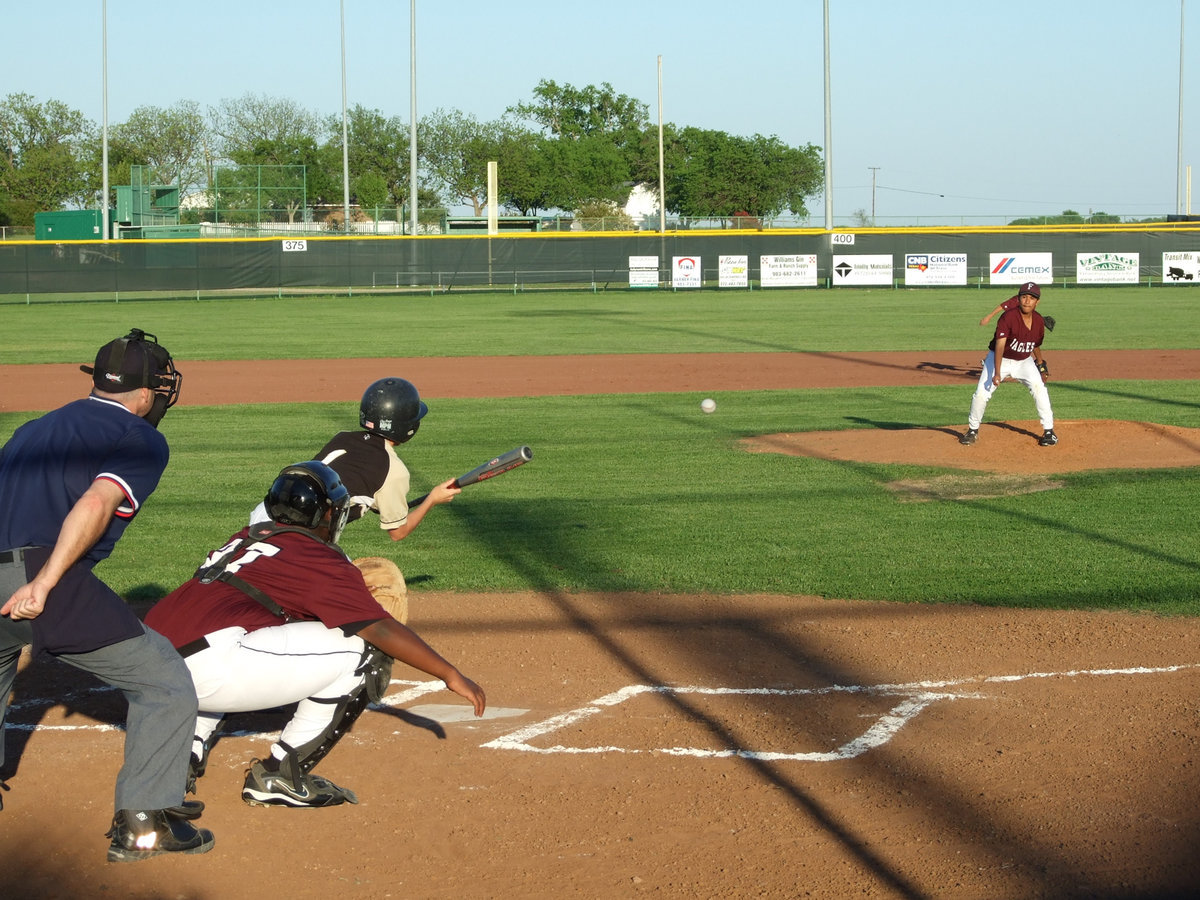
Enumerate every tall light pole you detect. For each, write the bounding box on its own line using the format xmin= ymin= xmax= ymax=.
xmin=340 ymin=0 xmax=351 ymax=232
xmin=1178 ymin=0 xmax=1186 ymax=216
xmin=822 ymin=0 xmax=833 ymax=230
xmin=658 ymin=55 xmax=665 ymax=233
xmin=409 ymin=0 xmax=418 ymax=235
xmin=101 ymin=0 xmax=109 ymax=240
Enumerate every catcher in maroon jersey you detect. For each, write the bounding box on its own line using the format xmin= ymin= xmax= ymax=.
xmin=145 ymin=460 xmax=485 ymax=808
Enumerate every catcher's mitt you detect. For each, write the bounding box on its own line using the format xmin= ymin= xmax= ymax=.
xmin=353 ymin=556 xmax=408 ymax=624
xmin=1043 ymin=315 xmax=1056 ymax=332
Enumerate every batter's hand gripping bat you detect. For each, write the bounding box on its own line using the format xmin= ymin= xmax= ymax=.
xmin=407 ymin=445 xmax=533 ymax=508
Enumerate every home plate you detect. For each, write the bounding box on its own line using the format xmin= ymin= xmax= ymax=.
xmin=404 ymin=704 xmax=529 ymax=724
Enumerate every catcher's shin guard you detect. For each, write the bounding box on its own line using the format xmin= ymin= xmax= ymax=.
xmin=280 ymin=645 xmax=389 ymax=776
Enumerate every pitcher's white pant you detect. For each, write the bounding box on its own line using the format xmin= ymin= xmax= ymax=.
xmin=184 ymin=622 xmax=367 ymax=762
xmin=967 ymin=351 xmax=1054 ymax=431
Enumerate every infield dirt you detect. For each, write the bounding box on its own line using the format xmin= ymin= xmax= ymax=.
xmin=2 ymin=349 xmax=1199 ymax=899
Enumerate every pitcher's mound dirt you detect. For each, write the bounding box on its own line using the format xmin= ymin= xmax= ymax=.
xmin=741 ymin=419 xmax=1200 ymax=475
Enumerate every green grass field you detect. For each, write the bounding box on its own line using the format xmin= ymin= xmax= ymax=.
xmin=2 ymin=287 xmax=1198 ymax=614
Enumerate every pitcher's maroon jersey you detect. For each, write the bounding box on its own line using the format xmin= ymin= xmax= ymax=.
xmin=990 ymin=307 xmax=1045 ymax=361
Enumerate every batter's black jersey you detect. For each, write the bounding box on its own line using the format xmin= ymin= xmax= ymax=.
xmin=315 ymin=431 xmax=411 ymax=529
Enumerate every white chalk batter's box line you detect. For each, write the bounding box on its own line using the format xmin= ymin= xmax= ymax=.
xmin=481 ymin=664 xmax=1200 ymax=762
xmin=10 ymin=666 xmax=1200 ymax=762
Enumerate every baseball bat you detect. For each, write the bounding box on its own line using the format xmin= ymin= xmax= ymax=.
xmin=407 ymin=445 xmax=533 ymax=508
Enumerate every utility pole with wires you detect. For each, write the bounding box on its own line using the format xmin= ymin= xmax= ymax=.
xmin=869 ymin=167 xmax=880 ymax=224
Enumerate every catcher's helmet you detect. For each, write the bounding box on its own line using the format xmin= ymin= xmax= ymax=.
xmin=264 ymin=460 xmax=351 ymax=544
xmin=359 ymin=377 xmax=428 ymax=444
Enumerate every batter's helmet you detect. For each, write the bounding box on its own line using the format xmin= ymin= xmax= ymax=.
xmin=359 ymin=377 xmax=428 ymax=444
xmin=265 ymin=460 xmax=351 ymax=544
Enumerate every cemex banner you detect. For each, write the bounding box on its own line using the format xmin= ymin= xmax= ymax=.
xmin=989 ymin=252 xmax=1052 ymax=285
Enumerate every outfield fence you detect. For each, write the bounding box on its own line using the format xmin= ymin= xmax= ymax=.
xmin=3 ymin=224 xmax=1200 ymax=302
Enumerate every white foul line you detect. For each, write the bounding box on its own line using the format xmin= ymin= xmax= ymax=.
xmin=481 ymin=663 xmax=1200 ymax=761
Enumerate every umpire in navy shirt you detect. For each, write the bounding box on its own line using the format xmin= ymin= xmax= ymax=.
xmin=0 ymin=328 xmax=215 ymax=862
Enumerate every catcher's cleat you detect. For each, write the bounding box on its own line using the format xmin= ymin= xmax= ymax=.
xmin=1038 ymin=429 xmax=1058 ymax=446
xmin=241 ymin=759 xmax=359 ymax=808
xmin=105 ymin=808 xmax=215 ymax=862
xmin=959 ymin=428 xmax=978 ymax=445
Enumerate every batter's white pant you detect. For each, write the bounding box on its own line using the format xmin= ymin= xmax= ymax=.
xmin=184 ymin=622 xmax=367 ymax=763
xmin=967 ymin=351 xmax=1054 ymax=431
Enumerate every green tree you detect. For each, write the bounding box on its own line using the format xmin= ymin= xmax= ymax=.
xmin=210 ymin=96 xmax=334 ymax=222
xmin=510 ymin=80 xmax=654 ymax=209
xmin=103 ymin=101 xmax=209 ymax=196
xmin=327 ymin=105 xmax=416 ymax=212
xmin=0 ymin=93 xmax=93 ymax=223
xmin=664 ymin=127 xmax=822 ymax=219
xmin=421 ymin=109 xmax=518 ymax=214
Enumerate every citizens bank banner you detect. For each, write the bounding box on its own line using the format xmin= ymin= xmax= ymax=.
xmin=1076 ymin=252 xmax=1139 ymax=284
xmin=904 ymin=253 xmax=967 ymax=286
xmin=990 ymin=252 xmax=1052 ymax=285
xmin=760 ymin=254 xmax=818 ymax=287
xmin=832 ymin=254 xmax=893 ymax=286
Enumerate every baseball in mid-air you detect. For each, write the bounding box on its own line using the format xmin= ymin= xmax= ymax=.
xmin=700 ymin=398 xmax=716 ymax=414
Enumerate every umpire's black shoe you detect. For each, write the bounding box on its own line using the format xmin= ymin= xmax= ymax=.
xmin=106 ymin=808 xmax=215 ymax=862
xmin=959 ymin=428 xmax=978 ymax=445
xmin=1038 ymin=429 xmax=1058 ymax=446
xmin=164 ymin=799 xmax=205 ymax=820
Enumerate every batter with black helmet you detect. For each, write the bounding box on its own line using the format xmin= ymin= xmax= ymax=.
xmin=145 ymin=460 xmax=485 ymax=808
xmin=250 ymin=376 xmax=460 ymax=539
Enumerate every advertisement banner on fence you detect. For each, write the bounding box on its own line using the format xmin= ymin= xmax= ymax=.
xmin=903 ymin=253 xmax=967 ymax=286
xmin=1076 ymin=252 xmax=1139 ymax=284
xmin=832 ymin=254 xmax=893 ymax=286
xmin=760 ymin=254 xmax=819 ymax=287
xmin=1162 ymin=251 xmax=1200 ymax=283
xmin=672 ymin=256 xmax=702 ymax=288
xmin=718 ymin=255 xmax=749 ymax=288
xmin=989 ymin=252 xmax=1052 ymax=284
xmin=628 ymin=256 xmax=659 ymax=288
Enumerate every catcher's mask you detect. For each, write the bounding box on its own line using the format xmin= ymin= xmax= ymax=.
xmin=80 ymin=328 xmax=182 ymax=427
xmin=359 ymin=377 xmax=428 ymax=444
xmin=265 ymin=461 xmax=351 ymax=544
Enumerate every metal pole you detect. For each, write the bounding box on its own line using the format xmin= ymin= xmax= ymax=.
xmin=101 ymin=0 xmax=109 ymax=240
xmin=340 ymin=0 xmax=351 ymax=232
xmin=409 ymin=0 xmax=419 ymax=235
xmin=823 ymin=0 xmax=833 ymax=231
xmin=869 ymin=166 xmax=879 ymax=224
xmin=658 ymin=55 xmax=665 ymax=233
xmin=1178 ymin=0 xmax=1186 ymax=216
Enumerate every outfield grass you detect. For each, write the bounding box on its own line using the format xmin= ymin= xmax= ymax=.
xmin=1 ymin=288 xmax=1198 ymax=614
xmin=0 ymin=285 xmax=1197 ymax=364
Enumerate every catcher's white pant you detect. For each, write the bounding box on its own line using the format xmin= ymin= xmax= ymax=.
xmin=184 ymin=622 xmax=366 ymax=762
xmin=967 ymin=350 xmax=1054 ymax=431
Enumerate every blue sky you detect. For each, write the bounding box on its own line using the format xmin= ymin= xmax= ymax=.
xmin=4 ymin=0 xmax=1195 ymax=223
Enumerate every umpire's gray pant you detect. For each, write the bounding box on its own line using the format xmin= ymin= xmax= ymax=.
xmin=0 ymin=558 xmax=197 ymax=812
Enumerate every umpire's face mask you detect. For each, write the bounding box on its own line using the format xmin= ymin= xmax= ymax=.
xmin=144 ymin=390 xmax=171 ymax=428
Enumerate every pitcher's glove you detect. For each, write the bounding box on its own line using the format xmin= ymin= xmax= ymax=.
xmin=353 ymin=557 xmax=408 ymax=624
xmin=1037 ymin=359 xmax=1050 ymax=379
xmin=1043 ymin=315 xmax=1056 ymax=332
